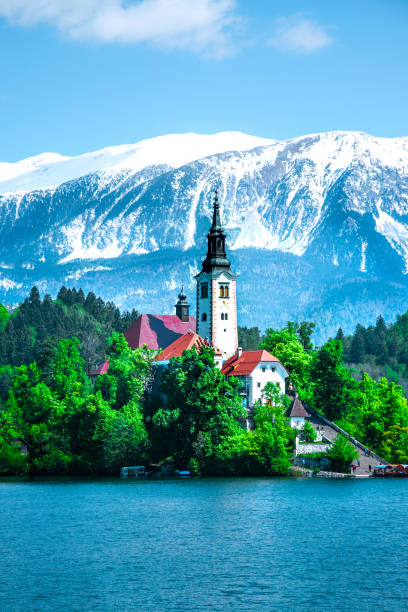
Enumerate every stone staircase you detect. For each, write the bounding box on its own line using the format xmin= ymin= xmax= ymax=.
xmin=307 ymin=409 xmax=387 ymax=476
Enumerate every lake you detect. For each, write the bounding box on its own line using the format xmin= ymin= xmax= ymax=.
xmin=1 ymin=477 xmax=407 ymax=611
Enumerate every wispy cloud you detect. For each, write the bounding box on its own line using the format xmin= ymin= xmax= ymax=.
xmin=268 ymin=14 xmax=333 ymax=54
xmin=0 ymin=0 xmax=239 ymax=58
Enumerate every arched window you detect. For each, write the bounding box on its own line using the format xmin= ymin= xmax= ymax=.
xmin=201 ymin=313 xmax=207 ymax=322
xmin=219 ymin=286 xmax=224 ymax=297
xmin=221 ymin=313 xmax=224 ymax=320
xmin=224 ymin=285 xmax=229 ymax=298
xmin=225 ymin=313 xmax=228 ymax=320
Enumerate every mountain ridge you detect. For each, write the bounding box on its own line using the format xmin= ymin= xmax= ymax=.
xmin=1 ymin=129 xmax=408 ymax=342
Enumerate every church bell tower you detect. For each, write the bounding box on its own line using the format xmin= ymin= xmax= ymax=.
xmin=175 ymin=285 xmax=190 ymax=322
xmin=195 ymin=190 xmax=238 ymax=357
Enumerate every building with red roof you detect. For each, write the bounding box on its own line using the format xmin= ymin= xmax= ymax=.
xmin=87 ymin=288 xmax=197 ymax=381
xmin=125 ymin=313 xmax=196 ymax=351
xmin=124 ymin=287 xmax=196 ymax=351
xmin=154 ymin=332 xmax=223 ymax=365
xmin=221 ymin=348 xmax=289 ymax=414
xmin=88 ymin=359 xmax=109 ymax=384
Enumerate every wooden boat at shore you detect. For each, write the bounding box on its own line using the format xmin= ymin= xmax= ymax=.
xmin=373 ymin=464 xmax=408 ymax=477
xmin=120 ymin=464 xmax=191 ymax=479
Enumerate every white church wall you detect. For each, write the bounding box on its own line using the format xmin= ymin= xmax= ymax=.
xmin=196 ymin=275 xmax=211 ymax=340
xmin=290 ymin=417 xmax=306 ymax=430
xmin=211 ymin=273 xmax=238 ymax=357
xmin=250 ymin=362 xmax=288 ymax=405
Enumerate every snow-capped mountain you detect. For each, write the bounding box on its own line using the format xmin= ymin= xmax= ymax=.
xmin=1 ymin=130 xmax=408 ymax=342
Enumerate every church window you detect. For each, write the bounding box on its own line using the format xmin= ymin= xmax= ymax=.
xmin=221 ymin=313 xmax=224 ymax=320
xmin=219 ymin=284 xmax=229 ymax=298
xmin=225 ymin=313 xmax=228 ymax=320
xmin=201 ymin=283 xmax=208 ymax=298
xmin=201 ymin=313 xmax=207 ymax=322
xmin=262 ymin=367 xmax=266 ymax=373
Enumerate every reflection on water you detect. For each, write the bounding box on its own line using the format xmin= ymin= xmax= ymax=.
xmin=1 ymin=477 xmax=407 ymax=611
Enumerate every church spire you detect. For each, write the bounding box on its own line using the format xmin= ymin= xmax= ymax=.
xmin=175 ymin=285 xmax=190 ymax=321
xmin=201 ymin=190 xmax=231 ymax=273
xmin=211 ymin=189 xmax=222 ymax=231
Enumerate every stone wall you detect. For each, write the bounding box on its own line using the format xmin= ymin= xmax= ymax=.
xmin=295 ymin=441 xmax=331 ymax=454
xmin=293 ymin=456 xmax=331 ymax=470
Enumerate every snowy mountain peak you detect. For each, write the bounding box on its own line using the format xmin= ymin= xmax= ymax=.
xmin=0 ymin=131 xmax=274 ymax=195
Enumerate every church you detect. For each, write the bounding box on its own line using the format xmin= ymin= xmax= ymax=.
xmin=90 ymin=191 xmax=288 ymax=412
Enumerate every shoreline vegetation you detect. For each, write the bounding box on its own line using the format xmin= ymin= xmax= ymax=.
xmin=1 ymin=286 xmax=408 ymax=477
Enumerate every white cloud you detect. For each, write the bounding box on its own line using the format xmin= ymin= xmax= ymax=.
xmin=268 ymin=14 xmax=333 ymax=54
xmin=0 ymin=0 xmax=238 ymax=58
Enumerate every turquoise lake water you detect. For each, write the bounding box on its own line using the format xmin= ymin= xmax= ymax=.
xmin=1 ymin=477 xmax=407 ymax=611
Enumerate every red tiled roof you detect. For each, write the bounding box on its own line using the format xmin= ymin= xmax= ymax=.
xmin=288 ymin=396 xmax=310 ymax=418
xmin=89 ymin=360 xmax=109 ymax=376
xmin=155 ymin=332 xmax=212 ymax=361
xmin=124 ymin=314 xmax=196 ymax=350
xmin=221 ymin=350 xmax=282 ymax=377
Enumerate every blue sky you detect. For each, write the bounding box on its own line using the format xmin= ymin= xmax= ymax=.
xmin=1 ymin=0 xmax=407 ymax=161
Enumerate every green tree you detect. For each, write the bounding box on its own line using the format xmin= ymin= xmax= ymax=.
xmin=49 ymin=337 xmax=88 ymax=399
xmin=150 ymin=346 xmax=244 ymax=466
xmin=296 ymin=321 xmax=316 ymax=352
xmin=301 ymin=420 xmax=317 ymax=443
xmin=99 ymin=404 xmax=149 ymax=473
xmin=106 ymin=332 xmax=154 ymax=410
xmin=327 ymin=435 xmax=358 ymax=473
xmin=261 ymin=327 xmax=314 ymax=399
xmin=238 ymin=326 xmax=264 ymax=350
xmin=335 ymin=327 xmax=345 ymax=342
xmin=0 ymin=304 xmax=9 ymax=332
xmin=310 ymin=340 xmax=355 ymax=421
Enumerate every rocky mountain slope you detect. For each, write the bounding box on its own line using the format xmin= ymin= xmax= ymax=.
xmin=1 ymin=130 xmax=408 ymax=342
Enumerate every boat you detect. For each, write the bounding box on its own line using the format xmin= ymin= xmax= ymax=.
xmin=373 ymin=464 xmax=408 ymax=477
xmin=175 ymin=470 xmax=191 ymax=479
xmin=120 ymin=466 xmax=146 ymax=478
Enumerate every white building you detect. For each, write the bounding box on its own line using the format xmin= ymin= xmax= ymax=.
xmin=221 ymin=348 xmax=289 ymax=408
xmin=287 ymin=395 xmax=310 ymax=429
xmin=195 ymin=191 xmax=238 ymax=357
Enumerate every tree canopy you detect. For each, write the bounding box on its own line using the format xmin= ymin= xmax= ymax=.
xmin=0 ymin=286 xmax=139 ymax=370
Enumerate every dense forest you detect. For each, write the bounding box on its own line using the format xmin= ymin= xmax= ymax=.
xmin=2 ymin=287 xmax=408 ymax=476
xmin=0 ymin=286 xmax=138 ymax=369
xmin=335 ymin=314 xmax=408 ymax=388
xmin=240 ymin=315 xmax=408 ymax=392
